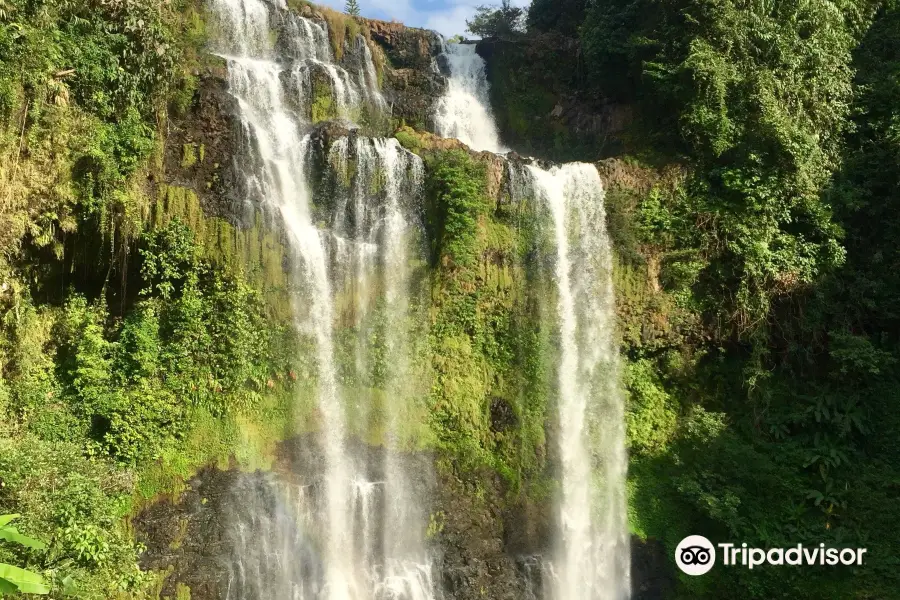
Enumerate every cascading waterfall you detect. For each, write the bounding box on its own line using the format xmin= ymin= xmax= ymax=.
xmin=327 ymin=136 xmax=435 ymax=599
xmin=435 ymin=32 xmax=630 ymax=600
xmin=210 ymin=0 xmax=435 ymax=598
xmin=525 ymin=165 xmax=630 ymax=600
xmin=209 ymin=0 xmax=629 ymax=595
xmin=434 ymin=43 xmax=506 ymax=153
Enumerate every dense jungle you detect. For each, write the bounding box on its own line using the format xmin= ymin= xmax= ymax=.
xmin=0 ymin=0 xmax=898 ymax=598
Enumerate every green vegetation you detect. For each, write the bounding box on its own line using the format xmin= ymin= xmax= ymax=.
xmin=466 ymin=1 xmax=526 ymax=40
xmin=1 ymin=0 xmax=898 ymax=597
xmin=310 ymin=73 xmax=338 ymax=123
xmin=510 ymin=0 xmax=900 ymax=597
xmin=0 ymin=0 xmax=303 ymax=596
xmin=0 ymin=219 xmax=301 ymax=594
xmin=0 ymin=515 xmax=49 ymax=595
xmin=526 ymin=0 xmax=585 ymax=37
xmin=423 ymin=149 xmax=551 ymax=493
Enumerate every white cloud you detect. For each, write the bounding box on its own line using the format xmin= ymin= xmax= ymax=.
xmin=424 ymin=3 xmax=479 ymax=37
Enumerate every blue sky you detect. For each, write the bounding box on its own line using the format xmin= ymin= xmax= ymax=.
xmin=311 ymin=0 xmax=531 ymax=38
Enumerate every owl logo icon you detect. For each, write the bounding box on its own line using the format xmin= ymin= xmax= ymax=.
xmin=675 ymin=535 xmax=716 ymax=575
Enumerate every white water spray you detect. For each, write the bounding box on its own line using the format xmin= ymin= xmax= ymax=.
xmin=434 ymin=43 xmax=506 ymax=153
xmin=525 ymin=164 xmax=630 ymax=600
xmin=210 ymin=0 xmax=436 ymax=598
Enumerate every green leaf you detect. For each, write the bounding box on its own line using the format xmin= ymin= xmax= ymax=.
xmin=0 ymin=577 xmax=18 ymax=595
xmin=61 ymin=575 xmax=77 ymax=596
xmin=0 ymin=564 xmax=50 ymax=595
xmin=0 ymin=527 xmax=46 ymax=550
xmin=0 ymin=516 xmax=19 ymax=528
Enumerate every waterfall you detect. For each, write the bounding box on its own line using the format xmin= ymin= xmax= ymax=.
xmin=524 ymin=165 xmax=630 ymax=600
xmin=207 ymin=0 xmax=629 ymax=596
xmin=209 ymin=0 xmax=435 ymax=598
xmin=432 ymin=28 xmax=630 ymax=600
xmin=433 ymin=43 xmax=506 ymax=153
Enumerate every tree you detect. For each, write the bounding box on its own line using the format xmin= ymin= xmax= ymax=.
xmin=345 ymin=0 xmax=360 ymax=17
xmin=527 ymin=0 xmax=586 ymax=36
xmin=0 ymin=515 xmax=49 ymax=596
xmin=581 ymin=0 xmax=870 ymax=330
xmin=466 ymin=0 xmax=525 ymax=39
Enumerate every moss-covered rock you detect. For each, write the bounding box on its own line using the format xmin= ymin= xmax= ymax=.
xmin=159 ymin=68 xmax=239 ymax=226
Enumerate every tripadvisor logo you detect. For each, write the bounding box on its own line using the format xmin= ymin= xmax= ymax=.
xmin=675 ymin=535 xmax=867 ymax=576
xmin=676 ymin=535 xmax=716 ymax=575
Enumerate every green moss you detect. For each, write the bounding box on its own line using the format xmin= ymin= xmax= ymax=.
xmin=394 ymin=127 xmax=423 ymax=152
xmin=310 ymin=76 xmax=336 ymax=124
xmin=423 ymin=149 xmax=552 ymax=493
xmin=134 ymin=386 xmax=310 ymax=501
xmin=147 ymin=185 xmax=291 ymax=320
xmin=181 ymin=143 xmax=197 ymax=168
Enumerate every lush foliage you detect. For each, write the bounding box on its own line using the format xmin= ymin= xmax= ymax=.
xmin=423 ymin=149 xmax=551 ymax=492
xmin=466 ymin=0 xmax=526 ymax=40
xmin=0 ymin=1 xmax=300 ymax=596
xmin=533 ymin=0 xmax=900 ymax=597
xmin=0 ymin=0 xmax=199 ymax=247
xmin=0 ymin=515 xmax=49 ymax=595
xmin=0 ymin=218 xmax=298 ymax=595
xmin=582 ymin=0 xmax=878 ymax=332
xmin=1 ymin=0 xmax=899 ymax=598
xmin=526 ymin=0 xmax=585 ymax=36
xmin=489 ymin=0 xmax=900 ymax=597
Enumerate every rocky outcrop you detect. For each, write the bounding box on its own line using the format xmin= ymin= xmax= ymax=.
xmin=134 ymin=437 xmax=548 ymax=600
xmin=367 ymin=19 xmax=445 ymax=130
xmin=367 ymin=20 xmax=442 ymax=71
xmin=365 ymin=16 xmax=449 ymax=131
xmin=283 ymin=3 xmax=447 ymax=132
xmin=158 ymin=61 xmax=240 ymax=225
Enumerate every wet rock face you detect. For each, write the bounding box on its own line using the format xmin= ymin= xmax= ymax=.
xmin=134 ymin=438 xmax=548 ymax=600
xmin=368 ymin=21 xmax=447 ymax=130
xmin=432 ymin=465 xmax=549 ymax=600
xmin=134 ymin=467 xmax=237 ymax=599
xmin=160 ymin=66 xmax=241 ymax=225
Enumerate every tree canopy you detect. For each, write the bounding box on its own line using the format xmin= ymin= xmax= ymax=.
xmin=466 ymin=0 xmax=526 ymax=39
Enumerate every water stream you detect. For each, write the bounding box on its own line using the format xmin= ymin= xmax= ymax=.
xmin=525 ymin=165 xmax=630 ymax=600
xmin=210 ymin=1 xmax=435 ymax=598
xmin=435 ymin=38 xmax=631 ymax=600
xmin=207 ymin=1 xmax=628 ymax=595
xmin=434 ymin=43 xmax=506 ymax=153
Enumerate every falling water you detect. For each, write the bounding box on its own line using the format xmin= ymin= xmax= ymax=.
xmin=209 ymin=0 xmax=435 ymax=598
xmin=327 ymin=136 xmax=435 ymax=599
xmin=433 ymin=43 xmax=506 ymax=153
xmin=524 ymin=164 xmax=630 ymax=600
xmin=431 ymin=25 xmax=630 ymax=598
